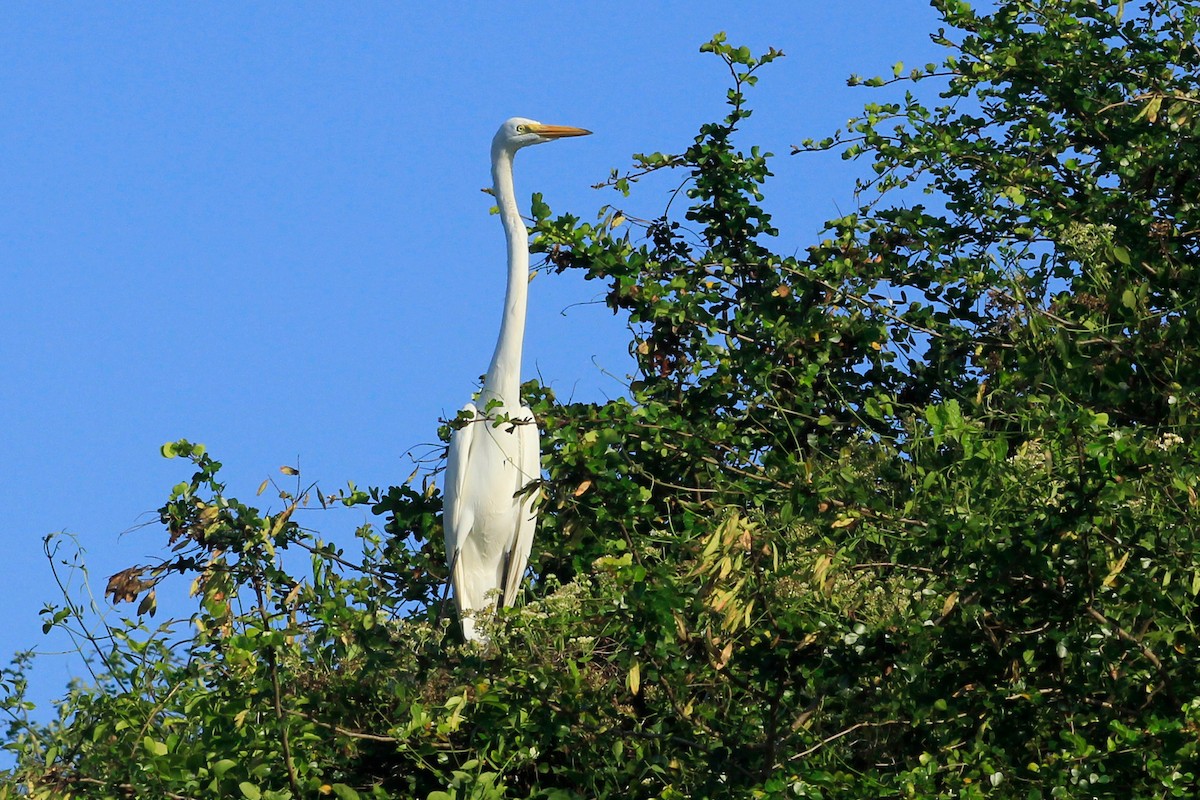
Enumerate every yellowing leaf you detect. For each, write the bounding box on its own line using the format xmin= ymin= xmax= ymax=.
xmin=701 ymin=528 xmax=722 ymax=560
xmin=1135 ymin=94 xmax=1163 ymax=123
xmin=941 ymin=591 xmax=959 ymax=618
xmin=573 ymin=479 xmax=593 ymax=497
xmin=280 ymin=465 xmax=299 ymax=476
xmin=710 ymin=588 xmax=731 ymax=613
xmin=136 ymin=589 xmax=157 ymax=617
xmin=723 ymin=602 xmax=744 ymax=632
xmin=444 ymin=691 xmax=466 ymax=732
xmin=1103 ymin=551 xmax=1130 ymax=588
xmin=269 ymin=505 xmax=295 ymax=539
xmin=673 ymin=612 xmax=689 ymax=642
xmin=283 ymin=582 xmax=303 ymax=607
xmin=714 ymin=641 xmax=733 ymax=670
xmin=627 ymin=661 xmax=641 ymax=695
xmin=812 ymin=554 xmax=834 ymax=595
xmin=256 ymin=478 xmax=269 ymax=496
xmin=1147 ymin=95 xmax=1162 ymax=123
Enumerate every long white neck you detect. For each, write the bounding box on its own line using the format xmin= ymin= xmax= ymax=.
xmin=480 ymin=145 xmax=527 ymax=407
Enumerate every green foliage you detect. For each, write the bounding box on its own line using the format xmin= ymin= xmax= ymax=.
xmin=6 ymin=3 xmax=1200 ymax=797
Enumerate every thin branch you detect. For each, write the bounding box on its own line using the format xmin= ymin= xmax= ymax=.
xmin=286 ymin=535 xmax=397 ymax=581
xmin=847 ymin=71 xmax=960 ymax=90
xmin=1084 ymin=605 xmax=1163 ymax=671
xmin=254 ymin=577 xmax=302 ymax=797
xmin=823 ymin=497 xmax=930 ymax=530
xmin=57 ymin=774 xmax=198 ymax=800
xmin=850 ymin=562 xmax=936 ymax=574
xmin=135 ymin=678 xmax=189 ymax=753
xmin=289 ymin=709 xmax=400 ymax=743
xmin=590 ymin=155 xmax=687 ymax=191
xmin=784 ymin=719 xmax=906 ymax=764
xmin=804 ymin=274 xmax=954 ymax=341
xmin=1096 ymin=91 xmax=1200 ymax=116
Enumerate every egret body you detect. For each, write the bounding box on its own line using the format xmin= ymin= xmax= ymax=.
xmin=443 ymin=118 xmax=591 ymax=641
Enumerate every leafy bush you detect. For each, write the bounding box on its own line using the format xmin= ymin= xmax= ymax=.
xmin=5 ymin=2 xmax=1200 ymax=797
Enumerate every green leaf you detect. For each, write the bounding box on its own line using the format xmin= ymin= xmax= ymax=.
xmin=142 ymin=736 xmax=168 ymax=757
xmin=239 ymin=782 xmax=262 ymax=800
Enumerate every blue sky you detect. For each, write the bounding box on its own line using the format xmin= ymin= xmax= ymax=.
xmin=0 ymin=3 xmax=946 ymax=725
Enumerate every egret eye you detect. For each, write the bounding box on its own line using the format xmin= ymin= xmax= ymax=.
xmin=515 ymin=124 xmax=527 ymax=134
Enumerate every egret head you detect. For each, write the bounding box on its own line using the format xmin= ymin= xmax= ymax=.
xmin=493 ymin=117 xmax=591 ymax=155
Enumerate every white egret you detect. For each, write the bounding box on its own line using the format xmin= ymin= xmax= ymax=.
xmin=443 ymin=117 xmax=591 ymax=642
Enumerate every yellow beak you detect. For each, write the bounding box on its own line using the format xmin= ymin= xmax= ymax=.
xmin=529 ymin=123 xmax=592 ymax=139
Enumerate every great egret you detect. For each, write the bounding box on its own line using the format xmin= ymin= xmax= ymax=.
xmin=443 ymin=117 xmax=591 ymax=642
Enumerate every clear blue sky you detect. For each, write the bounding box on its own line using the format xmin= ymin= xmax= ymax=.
xmin=0 ymin=3 xmax=945 ymax=724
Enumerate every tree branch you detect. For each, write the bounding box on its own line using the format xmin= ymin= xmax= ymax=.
xmin=1085 ymin=605 xmax=1163 ymax=671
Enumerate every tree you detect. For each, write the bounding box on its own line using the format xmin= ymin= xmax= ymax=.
xmin=4 ymin=2 xmax=1200 ymax=797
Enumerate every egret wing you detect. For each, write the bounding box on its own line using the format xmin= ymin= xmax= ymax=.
xmin=500 ymin=409 xmax=541 ymax=608
xmin=443 ymin=403 xmax=477 ymax=590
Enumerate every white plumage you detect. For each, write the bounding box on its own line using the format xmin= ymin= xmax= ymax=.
xmin=443 ymin=118 xmax=590 ymax=641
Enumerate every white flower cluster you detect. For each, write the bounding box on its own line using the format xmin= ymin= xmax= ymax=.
xmin=1007 ymin=439 xmax=1048 ymax=471
xmin=1155 ymin=432 xmax=1184 ymax=451
xmin=1059 ymin=221 xmax=1116 ymax=261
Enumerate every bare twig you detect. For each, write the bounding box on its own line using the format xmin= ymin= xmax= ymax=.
xmin=57 ymin=774 xmax=198 ymax=800
xmin=289 ymin=709 xmax=400 ymax=743
xmin=850 ymin=562 xmax=936 ymax=574
xmin=590 ymin=155 xmax=686 ymax=190
xmin=785 ymin=719 xmax=905 ymax=763
xmin=1085 ymin=605 xmax=1163 ymax=671
xmin=823 ymin=497 xmax=930 ymax=529
xmin=1096 ymin=91 xmax=1200 ymax=116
